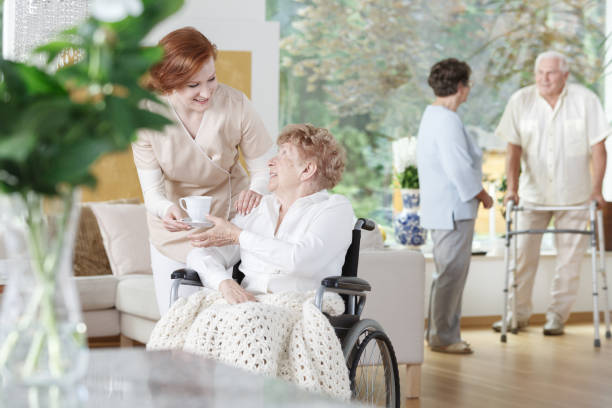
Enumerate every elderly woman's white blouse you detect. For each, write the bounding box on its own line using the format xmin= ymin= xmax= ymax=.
xmin=132 ymin=84 xmax=274 ymax=263
xmin=186 ymin=190 xmax=355 ymax=294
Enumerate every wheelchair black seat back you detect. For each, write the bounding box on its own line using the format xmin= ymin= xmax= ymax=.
xmin=170 ymin=218 xmax=400 ymax=408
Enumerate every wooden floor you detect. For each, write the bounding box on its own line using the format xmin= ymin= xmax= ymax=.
xmin=403 ymin=323 xmax=612 ymax=408
xmin=89 ymin=324 xmax=612 ymax=408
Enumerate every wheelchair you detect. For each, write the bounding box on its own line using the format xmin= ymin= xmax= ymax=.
xmin=169 ymin=218 xmax=401 ymax=407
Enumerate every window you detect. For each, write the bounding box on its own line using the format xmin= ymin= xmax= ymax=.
xmin=267 ymin=0 xmax=606 ymax=248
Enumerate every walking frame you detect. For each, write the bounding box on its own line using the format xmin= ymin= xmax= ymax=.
xmin=501 ymin=200 xmax=612 ymax=347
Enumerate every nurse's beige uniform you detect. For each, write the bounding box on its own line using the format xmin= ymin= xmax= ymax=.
xmin=132 ymin=84 xmax=274 ymax=314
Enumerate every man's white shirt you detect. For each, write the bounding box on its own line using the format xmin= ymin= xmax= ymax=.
xmin=186 ymin=190 xmax=355 ymax=294
xmin=495 ymin=83 xmax=611 ymax=205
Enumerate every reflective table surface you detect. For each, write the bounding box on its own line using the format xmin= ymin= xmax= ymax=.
xmin=3 ymin=348 xmax=359 ymax=407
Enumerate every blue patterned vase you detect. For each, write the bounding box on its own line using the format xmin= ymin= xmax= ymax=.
xmin=394 ymin=189 xmax=427 ymax=247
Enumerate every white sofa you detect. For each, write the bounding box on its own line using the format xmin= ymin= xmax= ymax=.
xmin=77 ymin=203 xmax=426 ymax=397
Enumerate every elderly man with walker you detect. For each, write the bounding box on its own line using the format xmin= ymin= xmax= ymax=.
xmin=493 ymin=51 xmax=611 ymax=340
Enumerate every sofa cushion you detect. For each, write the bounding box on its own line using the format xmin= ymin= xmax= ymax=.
xmin=90 ymin=203 xmax=152 ymax=277
xmin=116 ymin=274 xmax=160 ymax=321
xmin=75 ymin=275 xmax=118 ymax=310
xmin=358 ymin=248 xmax=425 ymax=365
xmin=83 ymin=309 xmax=120 ymax=338
xmin=120 ymin=313 xmax=158 ymax=344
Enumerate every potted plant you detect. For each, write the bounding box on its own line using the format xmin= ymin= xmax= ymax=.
xmin=0 ymin=0 xmax=183 ymax=389
xmin=391 ymin=137 xmax=426 ymax=247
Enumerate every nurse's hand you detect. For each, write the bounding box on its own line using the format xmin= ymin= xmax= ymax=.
xmin=162 ymin=205 xmax=191 ymax=232
xmin=235 ymin=189 xmax=262 ymax=215
xmin=189 ymin=215 xmax=241 ymax=247
xmin=219 ymin=279 xmax=257 ymax=304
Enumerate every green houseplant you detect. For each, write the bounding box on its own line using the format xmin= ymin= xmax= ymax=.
xmin=0 ymin=0 xmax=183 ymax=388
xmin=392 ymin=137 xmax=419 ymax=189
xmin=391 ymin=137 xmax=425 ymax=246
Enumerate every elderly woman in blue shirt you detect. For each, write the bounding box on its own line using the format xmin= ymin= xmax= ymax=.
xmin=417 ymin=58 xmax=493 ymax=354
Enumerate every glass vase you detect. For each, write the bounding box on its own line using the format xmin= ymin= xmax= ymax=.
xmin=0 ymin=189 xmax=88 ymax=388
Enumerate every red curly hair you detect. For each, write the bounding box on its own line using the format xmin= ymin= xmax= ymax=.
xmin=147 ymin=27 xmax=217 ymax=93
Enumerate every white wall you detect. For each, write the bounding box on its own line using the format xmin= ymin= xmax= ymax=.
xmin=602 ymin=0 xmax=612 ymax=200
xmin=145 ymin=0 xmax=280 ymax=138
xmin=424 ymin=252 xmax=612 ymax=318
xmin=171 ymin=0 xmax=266 ymax=21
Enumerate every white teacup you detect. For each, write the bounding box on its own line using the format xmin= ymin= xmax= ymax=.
xmin=179 ymin=196 xmax=212 ymax=222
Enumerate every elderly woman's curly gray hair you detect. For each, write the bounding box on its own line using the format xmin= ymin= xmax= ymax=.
xmin=277 ymin=124 xmax=346 ymax=189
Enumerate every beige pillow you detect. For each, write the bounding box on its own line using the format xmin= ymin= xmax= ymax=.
xmin=90 ymin=203 xmax=152 ymax=277
xmin=73 ymin=198 xmax=140 ymax=277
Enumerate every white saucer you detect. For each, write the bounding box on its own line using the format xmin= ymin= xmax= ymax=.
xmin=180 ymin=218 xmax=213 ymax=228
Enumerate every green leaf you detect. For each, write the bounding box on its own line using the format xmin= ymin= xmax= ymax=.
xmin=0 ymin=131 xmax=37 ymax=161
xmin=397 ymin=165 xmax=419 ymax=189
xmin=43 ymin=139 xmax=115 ymax=185
xmin=0 ymin=61 xmax=65 ymax=96
xmin=105 ymin=96 xmax=136 ymax=146
xmin=20 ymin=97 xmax=78 ymax=142
xmin=0 ymin=60 xmax=27 ymax=97
xmin=0 ymin=101 xmax=22 ymax=134
xmin=131 ymin=106 xmax=172 ymax=130
xmin=34 ymin=41 xmax=80 ymax=65
xmin=114 ymin=46 xmax=164 ymax=77
xmin=0 ymin=160 xmax=22 ymax=193
xmin=17 ymin=64 xmax=65 ymax=95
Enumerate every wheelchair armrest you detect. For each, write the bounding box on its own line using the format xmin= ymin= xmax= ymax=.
xmin=321 ymin=276 xmax=371 ymax=292
xmin=171 ymin=268 xmax=202 ymax=285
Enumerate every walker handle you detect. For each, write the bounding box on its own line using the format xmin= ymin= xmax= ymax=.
xmin=505 ymin=200 xmax=514 ymax=222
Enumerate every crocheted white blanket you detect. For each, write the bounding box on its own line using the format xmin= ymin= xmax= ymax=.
xmin=147 ymin=290 xmax=351 ymax=400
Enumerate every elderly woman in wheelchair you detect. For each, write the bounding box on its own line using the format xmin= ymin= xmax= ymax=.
xmin=185 ymin=123 xmax=353 ymax=303
xmin=148 ymin=124 xmax=400 ymax=407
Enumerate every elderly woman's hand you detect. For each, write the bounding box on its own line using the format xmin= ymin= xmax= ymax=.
xmin=162 ymin=204 xmax=192 ymax=232
xmin=189 ymin=214 xmax=242 ymax=248
xmin=235 ymin=189 xmax=262 ymax=216
xmin=219 ymin=279 xmax=257 ymax=304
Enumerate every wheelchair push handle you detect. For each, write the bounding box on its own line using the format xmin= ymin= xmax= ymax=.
xmin=355 ymin=218 xmax=375 ymax=231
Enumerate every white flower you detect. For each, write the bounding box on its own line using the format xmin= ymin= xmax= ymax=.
xmin=392 ymin=137 xmax=417 ymax=173
xmin=91 ymin=0 xmax=143 ymax=23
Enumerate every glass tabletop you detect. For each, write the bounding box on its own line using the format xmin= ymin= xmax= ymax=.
xmin=3 ymin=348 xmax=361 ymax=407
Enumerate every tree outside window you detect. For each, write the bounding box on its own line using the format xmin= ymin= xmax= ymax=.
xmin=267 ymin=0 xmax=606 ymax=245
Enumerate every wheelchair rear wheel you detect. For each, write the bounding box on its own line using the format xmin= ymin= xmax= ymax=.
xmin=344 ymin=320 xmax=400 ymax=408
